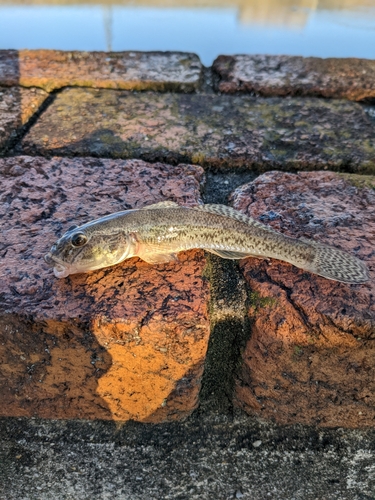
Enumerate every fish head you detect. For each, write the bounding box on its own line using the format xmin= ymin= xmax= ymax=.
xmin=44 ymin=224 xmax=136 ymax=278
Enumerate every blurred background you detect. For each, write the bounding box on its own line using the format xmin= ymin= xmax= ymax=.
xmin=0 ymin=0 xmax=375 ymax=65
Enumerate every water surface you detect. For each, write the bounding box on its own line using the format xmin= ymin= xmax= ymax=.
xmin=0 ymin=0 xmax=375 ymax=64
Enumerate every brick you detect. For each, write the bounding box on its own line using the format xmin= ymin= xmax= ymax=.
xmin=17 ymin=89 xmax=375 ymax=173
xmin=0 ymin=156 xmax=210 ymax=422
xmin=0 ymin=86 xmax=49 ymax=153
xmin=0 ymin=50 xmax=202 ymax=92
xmin=213 ymin=55 xmax=375 ymax=101
xmin=231 ymin=171 xmax=375 ymax=427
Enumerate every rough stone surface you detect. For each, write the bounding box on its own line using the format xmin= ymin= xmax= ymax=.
xmin=18 ymin=88 xmax=375 ymax=173
xmin=0 ymin=156 xmax=209 ymax=422
xmin=0 ymin=50 xmax=203 ymax=92
xmin=0 ymin=86 xmax=49 ymax=153
xmin=1 ymin=414 xmax=375 ymax=500
xmin=213 ymin=54 xmax=375 ymax=101
xmin=231 ymin=171 xmax=375 ymax=428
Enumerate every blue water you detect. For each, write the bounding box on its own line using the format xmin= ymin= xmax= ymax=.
xmin=0 ymin=4 xmax=375 ymax=65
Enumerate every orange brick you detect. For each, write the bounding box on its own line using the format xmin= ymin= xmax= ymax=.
xmin=0 ymin=50 xmax=202 ymax=92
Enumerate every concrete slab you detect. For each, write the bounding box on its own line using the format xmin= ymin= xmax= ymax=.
xmin=0 ymin=413 xmax=374 ymax=500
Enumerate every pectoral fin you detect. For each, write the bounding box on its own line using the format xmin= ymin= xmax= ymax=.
xmin=138 ymin=252 xmax=180 ymax=265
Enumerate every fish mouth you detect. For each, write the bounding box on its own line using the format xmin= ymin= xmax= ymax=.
xmin=44 ymin=252 xmax=70 ymax=278
xmin=44 ymin=252 xmax=56 ymax=267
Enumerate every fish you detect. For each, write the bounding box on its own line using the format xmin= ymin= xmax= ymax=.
xmin=44 ymin=201 xmax=369 ymax=284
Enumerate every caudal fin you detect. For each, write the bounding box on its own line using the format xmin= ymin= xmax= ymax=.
xmin=304 ymin=242 xmax=369 ymax=284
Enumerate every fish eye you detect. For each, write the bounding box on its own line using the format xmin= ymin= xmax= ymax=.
xmin=71 ymin=232 xmax=88 ymax=248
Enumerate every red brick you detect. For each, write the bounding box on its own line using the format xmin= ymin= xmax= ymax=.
xmin=0 ymin=156 xmax=210 ymax=422
xmin=214 ymin=55 xmax=375 ymax=100
xmin=231 ymin=171 xmax=375 ymax=427
xmin=17 ymin=88 xmax=375 ymax=173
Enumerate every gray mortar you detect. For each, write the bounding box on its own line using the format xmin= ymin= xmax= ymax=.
xmin=203 ymin=169 xmax=257 ymax=205
xmin=199 ymin=256 xmax=249 ymax=413
xmin=197 ymin=66 xmax=216 ymax=95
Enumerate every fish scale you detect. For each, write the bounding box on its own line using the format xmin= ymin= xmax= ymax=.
xmin=44 ymin=201 xmax=369 ymax=284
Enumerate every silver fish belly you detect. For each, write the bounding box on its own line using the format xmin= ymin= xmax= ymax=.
xmin=44 ymin=201 xmax=369 ymax=284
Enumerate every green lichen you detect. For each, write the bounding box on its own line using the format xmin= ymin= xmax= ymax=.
xmin=359 ymin=138 xmax=375 ymax=155
xmin=292 ymin=345 xmax=304 ymax=361
xmin=249 ymin=291 xmax=277 ymax=313
xmin=338 ymin=172 xmax=375 ymax=190
xmin=192 ymin=152 xmax=206 ymax=165
xmin=269 ymin=149 xmax=289 ymax=159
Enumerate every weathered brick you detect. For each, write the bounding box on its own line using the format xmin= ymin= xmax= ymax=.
xmin=213 ymin=55 xmax=375 ymax=101
xmin=0 ymin=156 xmax=210 ymax=422
xmin=231 ymin=171 xmax=375 ymax=427
xmin=17 ymin=89 xmax=375 ymax=173
xmin=0 ymin=86 xmax=49 ymax=153
xmin=0 ymin=50 xmax=202 ymax=92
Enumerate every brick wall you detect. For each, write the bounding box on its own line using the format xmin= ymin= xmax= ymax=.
xmin=0 ymin=50 xmax=374 ymax=427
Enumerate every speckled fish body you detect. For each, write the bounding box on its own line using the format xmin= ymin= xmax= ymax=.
xmin=44 ymin=201 xmax=369 ymax=284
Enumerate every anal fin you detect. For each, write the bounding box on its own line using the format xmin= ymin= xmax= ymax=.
xmin=204 ymin=248 xmax=253 ymax=260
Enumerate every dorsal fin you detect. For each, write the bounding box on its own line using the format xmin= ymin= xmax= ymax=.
xmin=192 ymin=204 xmax=274 ymax=231
xmin=141 ymin=201 xmax=180 ymax=210
xmin=300 ymin=236 xmax=318 ymax=247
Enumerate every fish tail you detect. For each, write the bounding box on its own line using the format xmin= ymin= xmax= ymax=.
xmin=189 ymin=203 xmax=370 ymax=284
xmin=302 ymin=241 xmax=369 ymax=284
